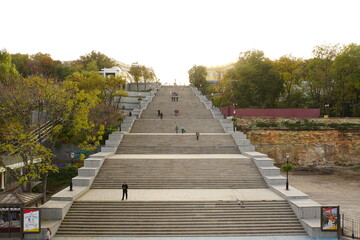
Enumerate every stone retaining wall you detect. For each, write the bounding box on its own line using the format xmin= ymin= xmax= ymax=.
xmin=246 ymin=129 xmax=360 ymax=166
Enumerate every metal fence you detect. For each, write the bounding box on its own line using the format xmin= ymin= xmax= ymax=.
xmin=342 ymin=215 xmax=360 ymax=239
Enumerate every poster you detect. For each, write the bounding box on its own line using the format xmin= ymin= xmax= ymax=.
xmin=0 ymin=207 xmax=21 ymax=232
xmin=321 ymin=206 xmax=339 ymax=231
xmin=23 ymin=209 xmax=40 ymax=233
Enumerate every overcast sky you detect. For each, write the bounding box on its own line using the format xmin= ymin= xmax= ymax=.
xmin=1 ymin=0 xmax=359 ymax=84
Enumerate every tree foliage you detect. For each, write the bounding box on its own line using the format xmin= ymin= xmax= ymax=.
xmin=188 ymin=65 xmax=208 ymax=93
xmin=0 ymin=50 xmax=20 ymax=84
xmin=205 ymin=44 xmax=360 ymax=117
xmin=0 ymin=122 xmax=58 ymax=193
xmin=78 ymin=50 xmax=116 ymax=70
xmin=129 ymin=63 xmax=143 ymax=91
xmin=141 ymin=66 xmax=155 ymax=90
xmin=222 ymin=50 xmax=283 ymax=108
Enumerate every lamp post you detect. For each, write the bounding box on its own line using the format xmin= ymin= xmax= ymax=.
xmin=285 ymin=152 xmax=290 ymax=190
xmin=325 ymin=104 xmax=330 ymax=118
xmin=211 ymin=93 xmax=214 ymax=108
xmin=69 ymin=152 xmax=75 ymax=191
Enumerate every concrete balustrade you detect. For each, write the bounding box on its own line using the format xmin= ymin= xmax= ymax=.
xmin=84 ymin=157 xmax=104 ymax=168
xmin=253 ymin=157 xmax=274 ymax=167
xmin=78 ymin=167 xmax=98 ymax=177
xmin=260 ymin=166 xmax=281 ymax=176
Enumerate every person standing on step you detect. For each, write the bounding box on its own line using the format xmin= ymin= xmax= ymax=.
xmin=175 ymin=125 xmax=179 ymax=134
xmin=158 ymin=110 xmax=161 ymax=116
xmin=181 ymin=125 xmax=185 ymax=133
xmin=196 ymin=131 xmax=200 ymax=140
xmin=45 ymin=227 xmax=51 ymax=240
xmin=160 ymin=112 xmax=163 ymax=119
xmin=122 ymin=182 xmax=128 ymax=200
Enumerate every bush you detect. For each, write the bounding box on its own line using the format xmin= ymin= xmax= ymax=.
xmin=281 ymin=164 xmax=294 ymax=172
xmin=256 ymin=122 xmax=279 ymax=128
xmin=47 ymin=165 xmax=78 ymax=194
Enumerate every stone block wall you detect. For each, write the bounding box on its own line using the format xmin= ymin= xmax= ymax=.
xmin=246 ymin=129 xmax=360 ymax=167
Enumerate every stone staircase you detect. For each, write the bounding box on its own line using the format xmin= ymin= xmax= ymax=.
xmin=130 ymin=119 xmax=225 ymax=133
xmin=116 ymin=134 xmax=240 ymax=154
xmin=140 ymin=86 xmax=213 ymax=119
xmin=91 ymin=157 xmax=267 ymax=189
xmin=56 ymin=200 xmax=306 ymax=237
xmin=53 ymin=86 xmax=309 ymax=239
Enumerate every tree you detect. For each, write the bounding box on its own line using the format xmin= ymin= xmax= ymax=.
xmin=103 ymin=75 xmax=127 ymax=108
xmin=332 ymin=43 xmax=360 ymax=116
xmin=223 ymin=50 xmax=283 ymax=108
xmin=0 ymin=50 xmax=20 ymax=84
xmin=54 ymin=61 xmax=75 ymax=81
xmin=129 ymin=63 xmax=143 ymax=91
xmin=188 ymin=65 xmax=208 ymax=93
xmin=141 ymin=66 xmax=155 ymax=90
xmin=27 ymin=53 xmax=56 ymax=78
xmin=304 ymin=44 xmax=342 ymax=113
xmin=0 ymin=117 xmax=58 ymax=199
xmin=79 ymin=51 xmax=116 ymax=70
xmin=11 ymin=53 xmax=31 ymax=77
xmin=274 ymin=55 xmax=304 ymax=107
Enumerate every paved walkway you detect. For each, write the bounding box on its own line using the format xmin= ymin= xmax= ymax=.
xmin=53 ymin=236 xmax=337 ymax=240
xmin=107 ymin=154 xmax=249 ymax=159
xmin=127 ymin=133 xmax=232 ymax=135
xmin=77 ymin=189 xmax=283 ymax=202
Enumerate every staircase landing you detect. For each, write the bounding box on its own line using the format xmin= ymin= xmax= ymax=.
xmin=76 ymin=188 xmax=283 ymax=202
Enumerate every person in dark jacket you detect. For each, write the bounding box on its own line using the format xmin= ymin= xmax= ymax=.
xmin=122 ymin=182 xmax=128 ymax=200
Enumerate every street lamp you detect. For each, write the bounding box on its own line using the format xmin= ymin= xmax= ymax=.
xmin=325 ymin=104 xmax=330 ymax=118
xmin=69 ymin=152 xmax=75 ymax=191
xmin=285 ymin=152 xmax=290 ymax=190
xmin=211 ymin=93 xmax=214 ymax=107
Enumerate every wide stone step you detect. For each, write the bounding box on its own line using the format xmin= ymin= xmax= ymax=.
xmin=116 ymin=134 xmax=240 ymax=154
xmin=130 ymin=119 xmax=225 ymax=133
xmin=91 ymin=158 xmax=267 ymax=189
xmin=56 ymin=201 xmax=306 ymax=237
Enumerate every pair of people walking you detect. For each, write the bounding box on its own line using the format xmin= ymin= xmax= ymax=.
xmin=157 ymin=110 xmax=163 ymax=119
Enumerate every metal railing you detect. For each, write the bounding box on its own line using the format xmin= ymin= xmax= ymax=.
xmin=342 ymin=215 xmax=360 ymax=239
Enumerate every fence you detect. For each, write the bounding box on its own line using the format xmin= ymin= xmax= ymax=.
xmin=220 ymin=106 xmax=321 ymax=118
xmin=342 ymin=215 xmax=360 ymax=239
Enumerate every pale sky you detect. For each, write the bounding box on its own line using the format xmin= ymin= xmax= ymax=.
xmin=1 ymin=0 xmax=359 ymax=84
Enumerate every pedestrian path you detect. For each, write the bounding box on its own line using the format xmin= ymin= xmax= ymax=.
xmin=54 ymin=236 xmax=333 ymax=240
xmin=77 ymin=189 xmax=283 ymax=201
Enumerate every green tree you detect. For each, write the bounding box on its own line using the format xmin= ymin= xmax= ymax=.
xmin=103 ymin=75 xmax=127 ymax=108
xmin=188 ymin=65 xmax=208 ymax=93
xmin=0 ymin=50 xmax=20 ymax=84
xmin=141 ymin=66 xmax=155 ymax=90
xmin=54 ymin=61 xmax=75 ymax=81
xmin=11 ymin=53 xmax=31 ymax=77
xmin=79 ymin=50 xmax=116 ymax=70
xmin=332 ymin=43 xmax=360 ymax=116
xmin=274 ymin=55 xmax=304 ymax=107
xmin=224 ymin=50 xmax=283 ymax=108
xmin=129 ymin=63 xmax=143 ymax=91
xmin=304 ymin=44 xmax=341 ymax=113
xmin=0 ymin=121 xmax=58 ymax=200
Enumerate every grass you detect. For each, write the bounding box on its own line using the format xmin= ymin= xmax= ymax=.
xmin=351 ymin=166 xmax=360 ymax=171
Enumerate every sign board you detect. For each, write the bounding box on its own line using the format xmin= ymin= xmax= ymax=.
xmin=321 ymin=206 xmax=340 ymax=231
xmin=23 ymin=209 xmax=40 ymax=233
xmin=0 ymin=208 xmax=21 ymax=231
